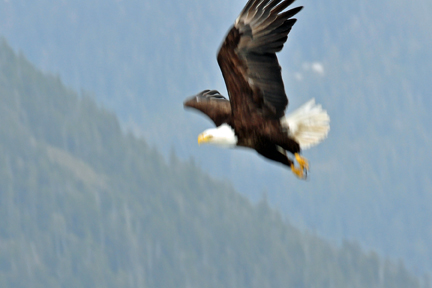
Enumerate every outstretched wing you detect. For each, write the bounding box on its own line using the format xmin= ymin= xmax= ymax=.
xmin=217 ymin=0 xmax=302 ymax=119
xmin=183 ymin=90 xmax=232 ymax=127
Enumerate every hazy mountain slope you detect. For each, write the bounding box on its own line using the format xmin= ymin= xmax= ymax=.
xmin=1 ymin=39 xmax=427 ymax=288
xmin=1 ymin=0 xmax=431 ymax=276
xmin=281 ymin=0 xmax=432 ymax=274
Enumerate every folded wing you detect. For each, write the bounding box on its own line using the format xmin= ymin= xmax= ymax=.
xmin=183 ymin=90 xmax=232 ymax=127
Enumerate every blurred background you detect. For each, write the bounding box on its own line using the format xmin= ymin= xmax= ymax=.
xmin=0 ymin=0 xmax=431 ymax=286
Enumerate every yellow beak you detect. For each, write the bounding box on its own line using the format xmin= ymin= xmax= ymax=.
xmin=198 ymin=134 xmax=213 ymax=145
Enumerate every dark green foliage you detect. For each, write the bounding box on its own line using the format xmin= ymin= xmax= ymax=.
xmin=0 ymin=39 xmax=425 ymax=287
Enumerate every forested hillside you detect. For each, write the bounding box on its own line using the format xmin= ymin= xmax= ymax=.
xmin=0 ymin=39 xmax=426 ymax=287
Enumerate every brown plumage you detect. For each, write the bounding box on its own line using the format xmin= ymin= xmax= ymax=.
xmin=184 ymin=0 xmax=310 ymax=178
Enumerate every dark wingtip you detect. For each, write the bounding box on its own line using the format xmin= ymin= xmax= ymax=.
xmin=184 ymin=99 xmax=197 ymax=109
xmin=183 ymin=90 xmax=225 ymax=108
xmin=294 ymin=6 xmax=304 ymax=14
xmin=183 ymin=95 xmax=198 ymax=108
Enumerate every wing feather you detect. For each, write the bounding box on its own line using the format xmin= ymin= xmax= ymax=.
xmin=218 ymin=0 xmax=302 ymax=119
xmin=183 ymin=90 xmax=232 ymax=127
xmin=271 ymin=0 xmax=296 ymax=14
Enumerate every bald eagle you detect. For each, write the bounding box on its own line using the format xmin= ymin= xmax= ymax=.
xmin=184 ymin=0 xmax=330 ymax=179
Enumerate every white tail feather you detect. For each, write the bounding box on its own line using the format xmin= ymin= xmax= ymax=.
xmin=281 ymin=99 xmax=330 ymax=150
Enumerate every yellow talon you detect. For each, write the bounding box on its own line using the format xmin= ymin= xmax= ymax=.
xmin=295 ymin=153 xmax=309 ymax=171
xmin=291 ymin=164 xmax=305 ymax=179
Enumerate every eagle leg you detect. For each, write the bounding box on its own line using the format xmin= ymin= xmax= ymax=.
xmin=295 ymin=153 xmax=309 ymax=171
xmin=256 ymin=144 xmax=293 ymax=167
xmin=290 ymin=164 xmax=306 ymax=179
xmin=256 ymin=143 xmax=308 ymax=179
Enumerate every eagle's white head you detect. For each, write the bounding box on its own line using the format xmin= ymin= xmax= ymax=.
xmin=198 ymin=124 xmax=237 ymax=148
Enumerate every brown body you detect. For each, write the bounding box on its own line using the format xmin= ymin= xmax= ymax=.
xmin=184 ymin=0 xmax=304 ymax=170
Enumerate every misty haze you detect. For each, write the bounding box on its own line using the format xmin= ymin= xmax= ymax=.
xmin=0 ymin=0 xmax=431 ymax=287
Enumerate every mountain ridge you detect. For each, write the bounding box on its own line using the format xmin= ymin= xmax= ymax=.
xmin=0 ymin=37 xmax=428 ymax=287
